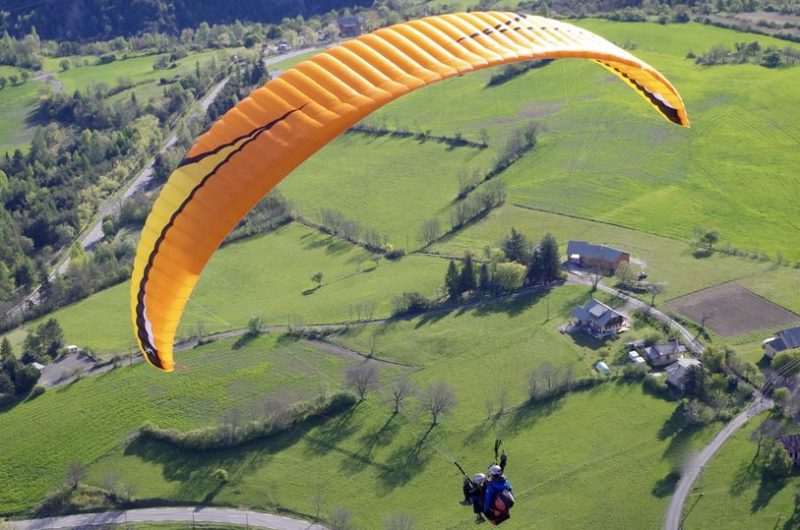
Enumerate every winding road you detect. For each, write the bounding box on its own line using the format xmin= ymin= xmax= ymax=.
xmin=5 ymin=507 xmax=327 ymax=530
xmin=664 ymin=393 xmax=773 ymax=530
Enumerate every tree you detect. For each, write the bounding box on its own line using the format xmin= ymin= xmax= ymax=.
xmin=311 ymin=272 xmax=324 ymax=287
xmin=20 ymin=70 xmax=29 ymax=83
xmin=766 ymin=443 xmax=793 ymax=476
xmin=501 ymin=228 xmax=530 ymax=264
xmin=38 ymin=318 xmax=64 ymax=357
xmin=587 ymin=265 xmax=605 ymax=290
xmin=444 ymin=260 xmax=460 ymax=299
xmin=421 ymin=381 xmax=456 ymax=425
xmin=388 ymin=375 xmax=416 ymax=414
xmin=384 ymin=513 xmax=416 ymax=530
xmin=683 ymin=399 xmax=714 ymax=425
xmin=328 ymin=506 xmax=354 ymax=530
xmin=697 ymin=228 xmax=720 ymax=251
xmin=458 ymin=253 xmax=476 ymax=294
xmin=537 ymin=233 xmax=561 ymax=283
xmin=417 ymin=218 xmax=440 ymax=246
xmin=247 ymin=315 xmax=263 ymax=336
xmin=615 ymin=262 xmax=637 ymax=288
xmin=59 ymin=58 xmax=71 ymax=71
xmin=0 ymin=337 xmax=12 ymax=359
xmin=478 ymin=263 xmax=491 ymax=293
xmin=0 ymin=77 xmax=6 ymax=89
xmin=65 ymin=460 xmax=86 ymax=489
xmin=646 ymin=283 xmax=666 ymax=306
xmin=9 ymin=74 xmax=18 ymax=85
xmin=345 ymin=363 xmax=379 ymax=400
xmin=751 ymin=419 xmax=783 ymax=459
xmin=494 ymin=262 xmax=526 ymax=292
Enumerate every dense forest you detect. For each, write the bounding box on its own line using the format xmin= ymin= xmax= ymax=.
xmin=0 ymin=0 xmax=372 ymax=40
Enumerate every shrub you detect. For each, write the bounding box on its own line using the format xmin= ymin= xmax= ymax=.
xmin=26 ymin=384 xmax=45 ymax=401
xmin=643 ymin=374 xmax=670 ymax=398
xmin=391 ymin=292 xmax=431 ymax=316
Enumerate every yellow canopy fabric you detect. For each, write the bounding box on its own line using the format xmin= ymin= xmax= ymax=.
xmin=131 ymin=11 xmax=689 ymax=371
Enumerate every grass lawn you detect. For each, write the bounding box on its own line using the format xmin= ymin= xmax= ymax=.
xmin=280 ymin=133 xmax=494 ymax=250
xmin=0 ymin=67 xmax=40 ymax=154
xmin=2 ymin=223 xmax=448 ymax=355
xmin=359 ymin=20 xmax=800 ymax=261
xmin=0 ymin=333 xmax=362 ymax=516
xmin=333 ymin=284 xmax=663 ymax=389
xmin=430 ymin=204 xmax=800 ymax=311
xmin=85 ymin=380 xmax=712 ymax=530
xmin=683 ymin=413 xmax=800 ymax=530
xmin=55 ymin=49 xmax=238 ymax=96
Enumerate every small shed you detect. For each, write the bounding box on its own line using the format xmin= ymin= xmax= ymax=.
xmin=66 ymin=345 xmax=80 ymax=354
xmin=595 ymin=361 xmax=611 ymax=375
xmin=628 ymin=351 xmax=642 ymax=362
xmin=32 ymin=362 xmax=45 ymax=371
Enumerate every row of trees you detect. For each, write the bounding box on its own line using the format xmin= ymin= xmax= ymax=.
xmin=0 ymin=337 xmax=41 ymax=401
xmin=344 ymin=364 xmax=456 ymax=425
xmin=694 ymin=40 xmax=800 ymax=67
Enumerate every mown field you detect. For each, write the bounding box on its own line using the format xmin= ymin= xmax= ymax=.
xmin=2 ymin=223 xmax=448 ymax=355
xmin=0 ymin=66 xmax=40 ymax=154
xmin=2 ymin=17 xmax=799 ymax=529
xmin=0 ymin=284 xmax=714 ymax=529
xmin=343 ymin=20 xmax=800 ymax=261
xmin=682 ymin=413 xmax=800 ymax=530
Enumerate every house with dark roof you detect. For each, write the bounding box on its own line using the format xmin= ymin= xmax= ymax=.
xmin=763 ymin=326 xmax=800 ymax=359
xmin=566 ymin=240 xmax=630 ymax=271
xmin=644 ymin=341 xmax=686 ymax=368
xmin=337 ymin=16 xmax=364 ymax=37
xmin=665 ymin=358 xmax=701 ymax=391
xmin=779 ymin=434 xmax=800 ymax=466
xmin=571 ymin=299 xmax=627 ymax=337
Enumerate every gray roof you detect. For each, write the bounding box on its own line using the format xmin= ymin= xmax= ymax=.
xmin=567 ymin=240 xmax=627 ymax=263
xmin=779 ymin=327 xmax=800 ymax=350
xmin=645 ymin=342 xmax=687 ymax=361
xmin=571 ymin=299 xmax=625 ymax=327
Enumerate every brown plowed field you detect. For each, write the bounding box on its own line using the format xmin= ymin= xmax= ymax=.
xmin=666 ymin=282 xmax=800 ymax=337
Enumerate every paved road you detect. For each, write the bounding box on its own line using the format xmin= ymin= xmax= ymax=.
xmin=663 ymin=394 xmax=773 ymax=530
xmin=5 ymin=507 xmax=327 ymax=530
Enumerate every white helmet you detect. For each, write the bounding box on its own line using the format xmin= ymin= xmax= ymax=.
xmin=473 ymin=473 xmax=486 ymax=485
xmin=488 ymin=464 xmax=503 ymax=477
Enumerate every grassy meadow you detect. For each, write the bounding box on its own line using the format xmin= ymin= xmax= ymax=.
xmin=351 ymin=21 xmax=800 ymax=261
xmin=682 ymin=413 xmax=800 ymax=530
xmin=4 ymin=223 xmax=448 ymax=355
xmin=0 ymin=284 xmax=714 ymax=529
xmin=0 ymin=66 xmax=40 ymax=154
xmin=2 ymin=17 xmax=800 ymax=530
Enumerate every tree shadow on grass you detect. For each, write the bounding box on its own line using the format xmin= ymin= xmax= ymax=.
xmin=232 ymin=332 xmax=257 ymax=350
xmin=505 ymin=394 xmax=567 ymax=435
xmin=125 ymin=405 xmax=349 ymax=500
xmin=651 ymin=470 xmax=681 ymax=498
xmin=567 ymin=329 xmax=613 ymax=351
xmin=303 ymin=402 xmax=361 ymax=456
xmin=658 ymin=405 xmax=688 ymax=440
xmin=338 ymin=413 xmax=402 ymax=474
xmin=375 ymin=425 xmax=436 ymax=493
xmin=469 ymin=289 xmax=546 ymax=319
xmin=752 ymin=470 xmax=788 ymax=513
xmin=730 ymin=457 xmax=762 ymax=497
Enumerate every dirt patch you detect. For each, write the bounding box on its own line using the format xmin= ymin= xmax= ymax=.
xmin=666 ymin=282 xmax=800 ymax=337
xmin=478 ymin=101 xmax=563 ymax=127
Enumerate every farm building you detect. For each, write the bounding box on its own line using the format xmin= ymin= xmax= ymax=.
xmin=644 ymin=341 xmax=686 ymax=368
xmin=665 ymin=358 xmax=701 ymax=391
xmin=763 ymin=326 xmax=800 ymax=358
xmin=778 ymin=434 xmax=800 ymax=466
xmin=572 ymin=299 xmax=628 ymax=338
xmin=566 ymin=240 xmax=630 ymax=271
xmin=337 ymin=16 xmax=364 ymax=36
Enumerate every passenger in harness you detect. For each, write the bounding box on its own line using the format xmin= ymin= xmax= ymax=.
xmin=459 ymin=472 xmax=488 ymax=524
xmin=483 ymin=463 xmax=514 ymax=525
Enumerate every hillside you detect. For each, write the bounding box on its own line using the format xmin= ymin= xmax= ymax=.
xmin=2 ymin=12 xmax=800 ymax=530
xmin=0 ymin=0 xmax=372 ymax=40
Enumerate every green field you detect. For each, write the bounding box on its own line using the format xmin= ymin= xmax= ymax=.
xmin=0 ymin=286 xmax=714 ymax=529
xmin=430 ymin=204 xmax=800 ymax=314
xmin=345 ymin=21 xmax=800 ymax=261
xmin=683 ymin=413 xmax=800 ymax=529
xmin=6 ymin=223 xmax=448 ymax=355
xmin=0 ymin=66 xmax=40 ymax=154
xmin=280 ymin=133 xmax=494 ymax=249
xmin=55 ymin=49 xmax=238 ymax=99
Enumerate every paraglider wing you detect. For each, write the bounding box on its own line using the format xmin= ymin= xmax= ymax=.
xmin=131 ymin=11 xmax=689 ymax=371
